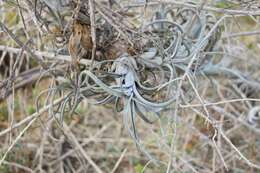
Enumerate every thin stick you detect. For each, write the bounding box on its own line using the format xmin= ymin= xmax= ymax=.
xmin=125 ymin=1 xmax=260 ymax=16
xmin=222 ymin=30 xmax=260 ymax=38
xmin=212 ymin=129 xmax=228 ymax=170
xmin=219 ymin=129 xmax=260 ymax=169
xmin=0 ymin=21 xmax=47 ymax=69
xmin=63 ymin=123 xmax=104 ymax=173
xmin=180 ymin=98 xmax=260 ymax=108
xmin=0 ymin=97 xmax=64 ymax=166
xmin=2 ymin=161 xmax=33 ymax=173
xmin=50 ymin=122 xmax=114 ymax=165
xmin=0 ymin=97 xmax=64 ymax=137
xmin=0 ymin=45 xmax=92 ymax=66
xmin=88 ymin=0 xmax=97 ymax=66
xmin=111 ymin=148 xmax=127 ymax=173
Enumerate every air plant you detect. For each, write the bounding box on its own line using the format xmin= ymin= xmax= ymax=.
xmin=42 ymin=2 xmax=226 ymax=159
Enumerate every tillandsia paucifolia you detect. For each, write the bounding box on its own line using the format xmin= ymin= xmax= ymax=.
xmin=51 ymin=1 xmax=260 ymax=161
xmin=61 ymin=3 xmax=222 ymax=160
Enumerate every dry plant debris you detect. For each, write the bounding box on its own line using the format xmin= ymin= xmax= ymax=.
xmin=0 ymin=0 xmax=260 ymax=172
